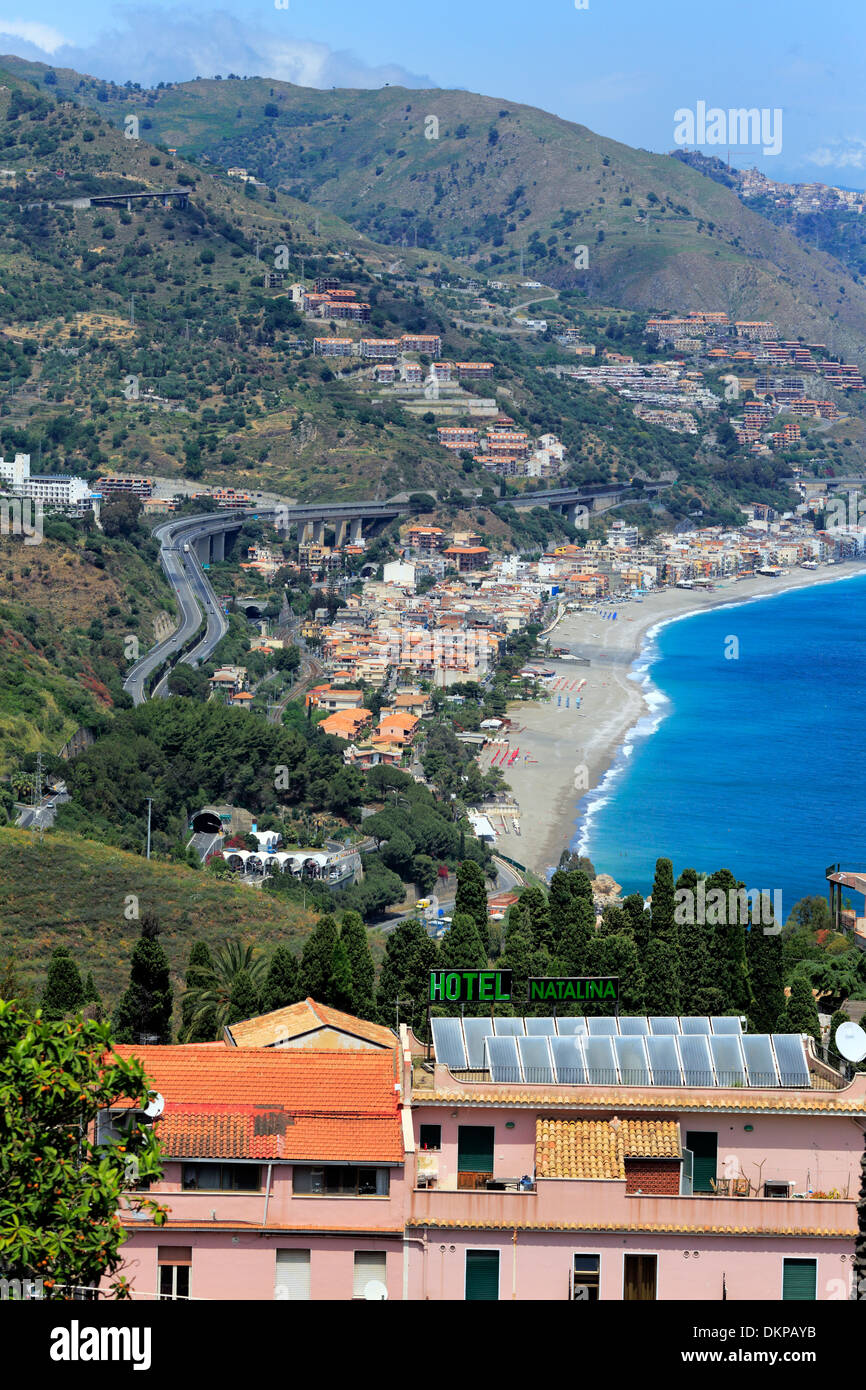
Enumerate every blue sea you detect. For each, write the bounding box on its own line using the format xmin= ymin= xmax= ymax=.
xmin=576 ymin=572 xmax=866 ymax=915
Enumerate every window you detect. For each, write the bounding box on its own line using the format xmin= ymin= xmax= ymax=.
xmin=624 ymin=1254 xmax=657 ymax=1301
xmin=181 ymin=1163 xmax=261 ymax=1192
xmin=353 ymin=1251 xmax=387 ymax=1298
xmin=275 ymin=1250 xmax=310 ymax=1301
xmin=419 ymin=1125 xmax=441 ymax=1151
xmin=572 ymin=1254 xmax=600 ymax=1301
xmin=465 ymin=1250 xmax=500 ymax=1301
xmin=158 ymin=1247 xmax=191 ymax=1301
xmin=293 ymin=1166 xmax=390 ymax=1197
xmin=764 ymin=1181 xmax=793 ymax=1199
xmin=782 ymin=1258 xmax=816 ymax=1301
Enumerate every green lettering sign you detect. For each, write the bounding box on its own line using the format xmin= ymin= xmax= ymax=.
xmin=526 ymin=977 xmax=619 ymax=1004
xmin=429 ymin=969 xmax=513 ymax=1004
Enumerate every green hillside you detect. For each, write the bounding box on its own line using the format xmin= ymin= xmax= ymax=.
xmin=9 ymin=62 xmax=866 ymax=363
xmin=0 ymin=826 xmax=319 ymax=1018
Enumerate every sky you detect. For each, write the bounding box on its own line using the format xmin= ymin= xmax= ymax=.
xmin=0 ymin=0 xmax=864 ymax=186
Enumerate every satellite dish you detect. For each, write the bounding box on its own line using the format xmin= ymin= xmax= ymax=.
xmin=835 ymin=1023 xmax=866 ymax=1063
xmin=144 ymin=1092 xmax=165 ymax=1119
xmin=363 ymin=1279 xmax=388 ymax=1301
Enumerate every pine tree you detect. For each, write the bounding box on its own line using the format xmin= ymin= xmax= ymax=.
xmin=113 ymin=912 xmax=173 ymax=1045
xmin=180 ymin=941 xmax=216 ymax=1042
xmin=225 ymin=969 xmax=261 ymax=1027
xmin=454 ymin=861 xmax=490 ymax=953
xmin=300 ymin=914 xmax=339 ymax=1000
xmin=376 ymin=919 xmax=437 ymax=1038
xmin=567 ymin=870 xmax=594 ymax=902
xmin=260 ymin=946 xmax=303 ymax=1013
xmin=41 ymin=947 xmax=85 ymax=1021
xmin=340 ymin=912 xmax=376 ymax=1018
xmin=783 ymin=976 xmax=822 ymax=1045
xmin=746 ymin=926 xmax=786 ymax=1034
xmin=327 ymin=938 xmax=354 ymax=1012
xmin=643 ymin=938 xmax=681 ymax=1015
xmin=650 ymin=858 xmax=678 ymax=947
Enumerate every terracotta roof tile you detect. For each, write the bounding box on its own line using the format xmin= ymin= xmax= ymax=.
xmin=535 ymin=1117 xmax=681 ymax=1180
xmin=111 ymin=1045 xmax=403 ymax=1163
xmin=227 ymin=998 xmax=396 ymax=1051
xmin=405 ymin=1219 xmax=856 ymax=1238
xmin=414 ymin=1088 xmax=865 ymax=1116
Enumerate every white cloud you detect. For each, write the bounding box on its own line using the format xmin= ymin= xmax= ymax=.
xmin=0 ymin=6 xmax=433 ymax=91
xmin=0 ymin=19 xmax=69 ymax=54
xmin=805 ymin=139 xmax=866 ymax=170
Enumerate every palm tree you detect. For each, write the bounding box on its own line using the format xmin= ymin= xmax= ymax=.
xmin=179 ymin=940 xmax=267 ymax=1040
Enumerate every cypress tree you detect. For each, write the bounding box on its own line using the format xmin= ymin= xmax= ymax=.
xmin=548 ymin=871 xmax=575 ymax=950
xmin=783 ymin=976 xmax=822 ymax=1045
xmin=623 ymin=893 xmax=650 ymax=954
xmin=651 ymin=858 xmax=678 ymax=947
xmin=226 ymin=969 xmax=261 ymax=1027
xmin=180 ymin=941 xmax=216 ymax=1042
xmin=746 ymin=926 xmax=786 ymax=1034
xmin=300 ymin=914 xmax=339 ymax=1000
xmin=567 ymin=870 xmax=594 ymax=903
xmin=704 ymin=869 xmax=749 ymax=1012
xmin=454 ymin=861 xmax=490 ymax=953
xmin=260 ymin=946 xmax=303 ymax=1013
xmin=82 ymin=971 xmax=103 ymax=1023
xmin=555 ymin=897 xmax=594 ymax=976
xmin=439 ymin=913 xmax=487 ymax=972
xmin=376 ymin=919 xmax=437 ymax=1038
xmin=828 ymin=1009 xmax=850 ymax=1063
xmin=643 ymin=938 xmax=681 ymax=1015
xmin=41 ymin=947 xmax=85 ymax=1021
xmin=517 ymin=886 xmax=553 ymax=954
xmin=326 ymin=938 xmax=354 ymax=1013
xmin=340 ymin=912 xmax=376 ymax=1018
xmin=585 ymin=934 xmax=644 ymax=1018
xmin=501 ymin=911 xmax=533 ymax=1005
xmin=113 ymin=911 xmax=173 ymax=1044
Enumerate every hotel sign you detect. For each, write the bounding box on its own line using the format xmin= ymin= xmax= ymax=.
xmin=528 ymin=977 xmax=619 ymax=1003
xmin=429 ymin=969 xmax=512 ymax=1003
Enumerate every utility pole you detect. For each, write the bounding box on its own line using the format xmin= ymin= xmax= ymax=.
xmin=146 ymin=797 xmax=152 ymax=860
xmin=130 ymin=295 xmax=135 ymax=328
xmin=31 ymin=751 xmax=43 ymax=841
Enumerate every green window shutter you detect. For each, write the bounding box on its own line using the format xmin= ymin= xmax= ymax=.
xmin=466 ymin=1250 xmax=500 ymax=1301
xmin=685 ymin=1131 xmax=717 ymax=1193
xmin=782 ymin=1259 xmax=816 ymax=1301
xmin=458 ymin=1126 xmax=495 ymax=1173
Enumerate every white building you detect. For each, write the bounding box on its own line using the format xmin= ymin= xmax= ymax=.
xmin=0 ymin=453 xmax=31 ymax=488
xmin=383 ymin=560 xmax=416 ymax=590
xmin=20 ymin=474 xmax=93 ymax=514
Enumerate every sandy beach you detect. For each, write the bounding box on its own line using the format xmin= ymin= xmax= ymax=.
xmin=485 ymin=561 xmax=866 ymax=879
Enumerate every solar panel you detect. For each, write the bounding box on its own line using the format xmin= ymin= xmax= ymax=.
xmin=649 ymin=1017 xmax=680 ymax=1035
xmin=555 ymin=1017 xmax=587 ymax=1035
xmin=485 ymin=1035 xmax=522 ymax=1083
xmin=711 ymin=1016 xmax=743 ymax=1034
xmin=551 ymin=1036 xmax=587 ymax=1085
xmin=587 ymin=1016 xmax=619 ymax=1035
xmin=614 ymin=1036 xmax=651 ymax=1086
xmin=463 ymin=1017 xmax=493 ymax=1068
xmin=678 ymin=1034 xmax=715 ymax=1087
xmin=772 ymin=1034 xmax=811 ymax=1088
xmin=493 ymin=1017 xmax=525 ymax=1036
xmin=647 ymin=1034 xmax=684 ymax=1086
xmin=618 ymin=1017 xmax=650 ymax=1036
xmin=583 ymin=1035 xmax=619 ymax=1085
xmin=525 ymin=1017 xmax=557 ymax=1035
xmin=710 ymin=1034 xmax=747 ymax=1087
xmin=679 ymin=1017 xmax=711 ymax=1035
xmin=742 ymin=1034 xmax=779 ymax=1087
xmin=431 ymin=1017 xmax=467 ymax=1070
xmin=518 ymin=1036 xmax=555 ymax=1085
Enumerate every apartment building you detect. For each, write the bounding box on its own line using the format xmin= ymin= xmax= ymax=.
xmin=437 ymin=426 xmax=480 ymax=451
xmin=306 ymin=685 xmax=366 ymax=714
xmin=443 ymin=545 xmax=491 ymax=573
xmin=313 ymin=338 xmax=354 ymax=357
xmin=405 ymin=525 xmax=446 ymax=553
xmin=0 ymin=452 xmax=31 ymax=488
xmin=94 ymin=474 xmax=154 ymax=498
xmin=20 ymin=473 xmax=93 ymax=513
xmin=360 ymin=339 xmax=400 ymax=361
xmin=400 ymin=334 xmax=442 ymax=356
xmin=456 ymin=362 xmax=494 ymax=379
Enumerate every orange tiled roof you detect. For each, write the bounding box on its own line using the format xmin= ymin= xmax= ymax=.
xmin=405 ymin=1218 xmax=855 ymax=1237
xmin=228 ymin=997 xmax=396 ymax=1051
xmin=111 ymin=1046 xmax=403 ymax=1162
xmin=535 ymin=1117 xmax=681 ymax=1180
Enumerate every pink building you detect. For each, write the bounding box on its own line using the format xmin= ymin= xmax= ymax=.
xmin=101 ymin=1007 xmax=864 ymax=1301
xmin=106 ymin=1044 xmax=407 ymax=1302
xmin=401 ymin=1018 xmax=863 ymax=1302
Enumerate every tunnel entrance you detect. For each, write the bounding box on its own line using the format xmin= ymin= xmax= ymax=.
xmin=192 ymin=810 xmax=222 ymax=834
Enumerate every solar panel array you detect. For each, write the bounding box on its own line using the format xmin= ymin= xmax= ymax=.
xmin=430 ymin=1016 xmax=811 ymax=1089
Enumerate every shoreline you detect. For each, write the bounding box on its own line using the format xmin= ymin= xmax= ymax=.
xmin=487 ymin=561 xmax=866 ymax=879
